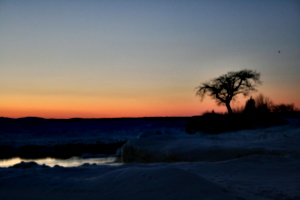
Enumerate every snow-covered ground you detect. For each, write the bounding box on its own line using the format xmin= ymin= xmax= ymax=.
xmin=0 ymin=117 xmax=299 ymax=199
xmin=0 ymin=154 xmax=299 ymax=200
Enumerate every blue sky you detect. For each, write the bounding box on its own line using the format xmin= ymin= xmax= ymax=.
xmin=1 ymin=0 xmax=299 ymax=118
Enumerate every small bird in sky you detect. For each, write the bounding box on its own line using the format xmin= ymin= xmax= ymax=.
xmin=278 ymin=50 xmax=281 ymax=53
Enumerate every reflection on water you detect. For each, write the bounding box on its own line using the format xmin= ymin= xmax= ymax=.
xmin=0 ymin=156 xmax=121 ymax=168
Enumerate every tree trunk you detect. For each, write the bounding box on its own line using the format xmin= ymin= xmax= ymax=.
xmin=226 ymin=102 xmax=233 ymax=114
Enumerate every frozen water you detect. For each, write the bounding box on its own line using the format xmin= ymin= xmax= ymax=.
xmin=0 ymin=156 xmax=121 ymax=168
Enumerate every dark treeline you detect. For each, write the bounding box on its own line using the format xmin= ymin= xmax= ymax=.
xmin=186 ymin=93 xmax=299 ymax=134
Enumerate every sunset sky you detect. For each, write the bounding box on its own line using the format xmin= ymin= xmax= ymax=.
xmin=1 ymin=0 xmax=299 ymax=118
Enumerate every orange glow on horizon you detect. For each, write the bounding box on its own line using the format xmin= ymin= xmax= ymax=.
xmin=1 ymin=98 xmax=228 ymax=119
xmin=1 ymin=92 xmax=298 ymax=119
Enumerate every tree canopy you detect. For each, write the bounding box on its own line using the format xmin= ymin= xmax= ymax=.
xmin=196 ymin=69 xmax=261 ymax=114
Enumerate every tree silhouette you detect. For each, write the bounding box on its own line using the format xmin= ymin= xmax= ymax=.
xmin=196 ymin=69 xmax=261 ymax=114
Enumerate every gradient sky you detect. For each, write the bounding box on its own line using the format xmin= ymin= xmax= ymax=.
xmin=1 ymin=0 xmax=300 ymax=118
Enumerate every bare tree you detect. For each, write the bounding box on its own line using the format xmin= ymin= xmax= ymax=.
xmin=196 ymin=69 xmax=261 ymax=114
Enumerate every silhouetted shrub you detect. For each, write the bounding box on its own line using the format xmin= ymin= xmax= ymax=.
xmin=243 ymin=96 xmax=256 ymax=114
xmin=273 ymin=103 xmax=296 ymax=112
xmin=254 ymin=94 xmax=273 ymax=113
xmin=272 ymin=103 xmax=300 ymax=118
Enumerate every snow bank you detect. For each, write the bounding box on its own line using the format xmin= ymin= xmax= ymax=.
xmin=122 ymin=124 xmax=300 ymax=163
